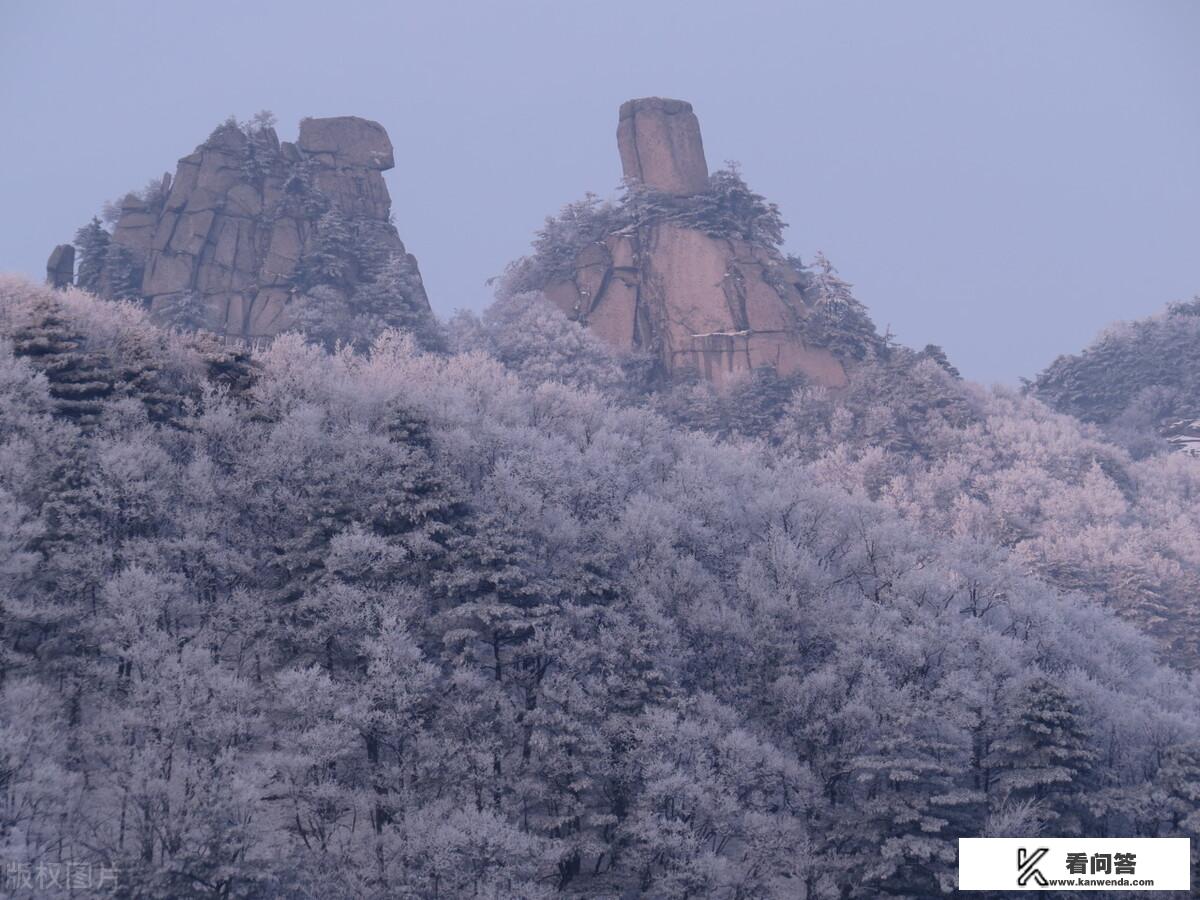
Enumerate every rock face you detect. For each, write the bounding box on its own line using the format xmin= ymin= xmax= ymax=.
xmin=544 ymin=98 xmax=846 ymax=388
xmin=46 ymin=245 xmax=75 ymax=288
xmin=617 ymin=98 xmax=710 ymax=195
xmin=91 ymin=116 xmax=428 ymax=338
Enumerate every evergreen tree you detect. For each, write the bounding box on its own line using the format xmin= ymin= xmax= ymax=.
xmin=800 ymin=251 xmax=882 ymax=360
xmin=294 ymin=209 xmax=356 ymax=289
xmin=723 ymin=367 xmax=803 ymax=439
xmin=152 ymin=291 xmax=211 ymax=333
xmin=837 ymin=719 xmax=982 ymax=897
xmin=9 ymin=299 xmax=115 ymax=426
xmin=1156 ymin=742 xmax=1200 ymax=833
xmin=347 ymin=253 xmax=444 ymax=351
xmin=434 ymin=507 xmax=558 ymax=689
xmin=987 ymin=677 xmax=1097 ymax=834
xmin=102 ymin=241 xmax=141 ymax=300
xmin=918 ymin=343 xmax=961 ymax=378
xmin=73 ymin=217 xmax=111 ymax=293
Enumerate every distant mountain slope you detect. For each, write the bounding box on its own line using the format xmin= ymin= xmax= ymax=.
xmin=1032 ymin=298 xmax=1200 ymax=454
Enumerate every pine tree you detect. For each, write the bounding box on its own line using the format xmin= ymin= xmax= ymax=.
xmin=152 ymin=291 xmax=211 ymax=333
xmin=102 ymin=241 xmax=141 ymax=300
xmin=1156 ymin=742 xmax=1200 ymax=833
xmin=987 ymin=677 xmax=1097 ymax=834
xmin=434 ymin=508 xmax=557 ymax=687
xmin=9 ymin=300 xmax=115 ymax=427
xmin=683 ymin=162 xmax=787 ymax=245
xmin=295 ymin=209 xmax=355 ymax=289
xmin=918 ymin=344 xmax=961 ymax=378
xmin=837 ymin=721 xmax=982 ymax=897
xmin=350 ymin=253 xmax=443 ymax=351
xmin=73 ymin=218 xmax=111 ymax=293
xmin=723 ymin=367 xmax=803 ymax=439
xmin=801 ymin=252 xmax=881 ymax=360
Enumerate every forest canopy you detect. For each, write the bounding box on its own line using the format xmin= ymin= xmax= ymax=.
xmin=2 ymin=275 xmax=1199 ymax=898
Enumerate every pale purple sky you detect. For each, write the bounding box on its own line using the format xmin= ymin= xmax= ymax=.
xmin=2 ymin=0 xmax=1197 ymax=382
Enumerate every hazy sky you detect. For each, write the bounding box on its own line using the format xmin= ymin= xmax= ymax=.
xmin=2 ymin=0 xmax=1197 ymax=382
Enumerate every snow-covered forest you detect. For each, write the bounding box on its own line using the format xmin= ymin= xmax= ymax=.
xmin=2 ymin=273 xmax=1199 ymax=898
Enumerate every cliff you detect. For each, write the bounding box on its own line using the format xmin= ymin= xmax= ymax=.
xmin=531 ymin=98 xmax=849 ymax=388
xmin=59 ymin=115 xmax=430 ymax=340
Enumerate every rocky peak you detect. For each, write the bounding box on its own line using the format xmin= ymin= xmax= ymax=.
xmin=64 ymin=115 xmax=430 ymax=340
xmin=617 ymin=97 xmax=709 ymax=195
xmin=526 ymin=99 xmax=849 ymax=388
xmin=297 ymin=116 xmax=395 ymax=169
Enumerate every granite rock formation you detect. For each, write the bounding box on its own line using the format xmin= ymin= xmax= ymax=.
xmin=617 ymin=98 xmax=710 ymax=196
xmin=46 ymin=244 xmax=75 ymax=288
xmin=75 ymin=116 xmax=428 ymax=338
xmin=542 ymin=98 xmax=847 ymax=388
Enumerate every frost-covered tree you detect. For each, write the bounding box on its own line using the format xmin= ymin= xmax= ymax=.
xmin=1034 ymin=295 xmax=1200 ymax=430
xmin=294 ymin=208 xmax=355 ymax=290
xmin=0 ymin=273 xmax=1198 ymax=897
xmin=73 ymin=217 xmax=111 ymax=294
xmin=102 ymin=241 xmax=141 ymax=300
xmin=987 ymin=677 xmax=1097 ymax=835
xmin=151 ymin=291 xmax=211 ymax=332
xmin=448 ymin=292 xmax=629 ymax=393
xmin=797 ymin=251 xmax=883 ymax=361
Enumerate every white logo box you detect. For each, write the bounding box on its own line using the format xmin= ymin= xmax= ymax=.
xmin=959 ymin=837 xmax=1191 ymax=892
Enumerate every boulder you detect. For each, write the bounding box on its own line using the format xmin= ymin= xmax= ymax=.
xmin=297 ymin=116 xmax=395 ymax=170
xmin=46 ymin=245 xmax=75 ymax=289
